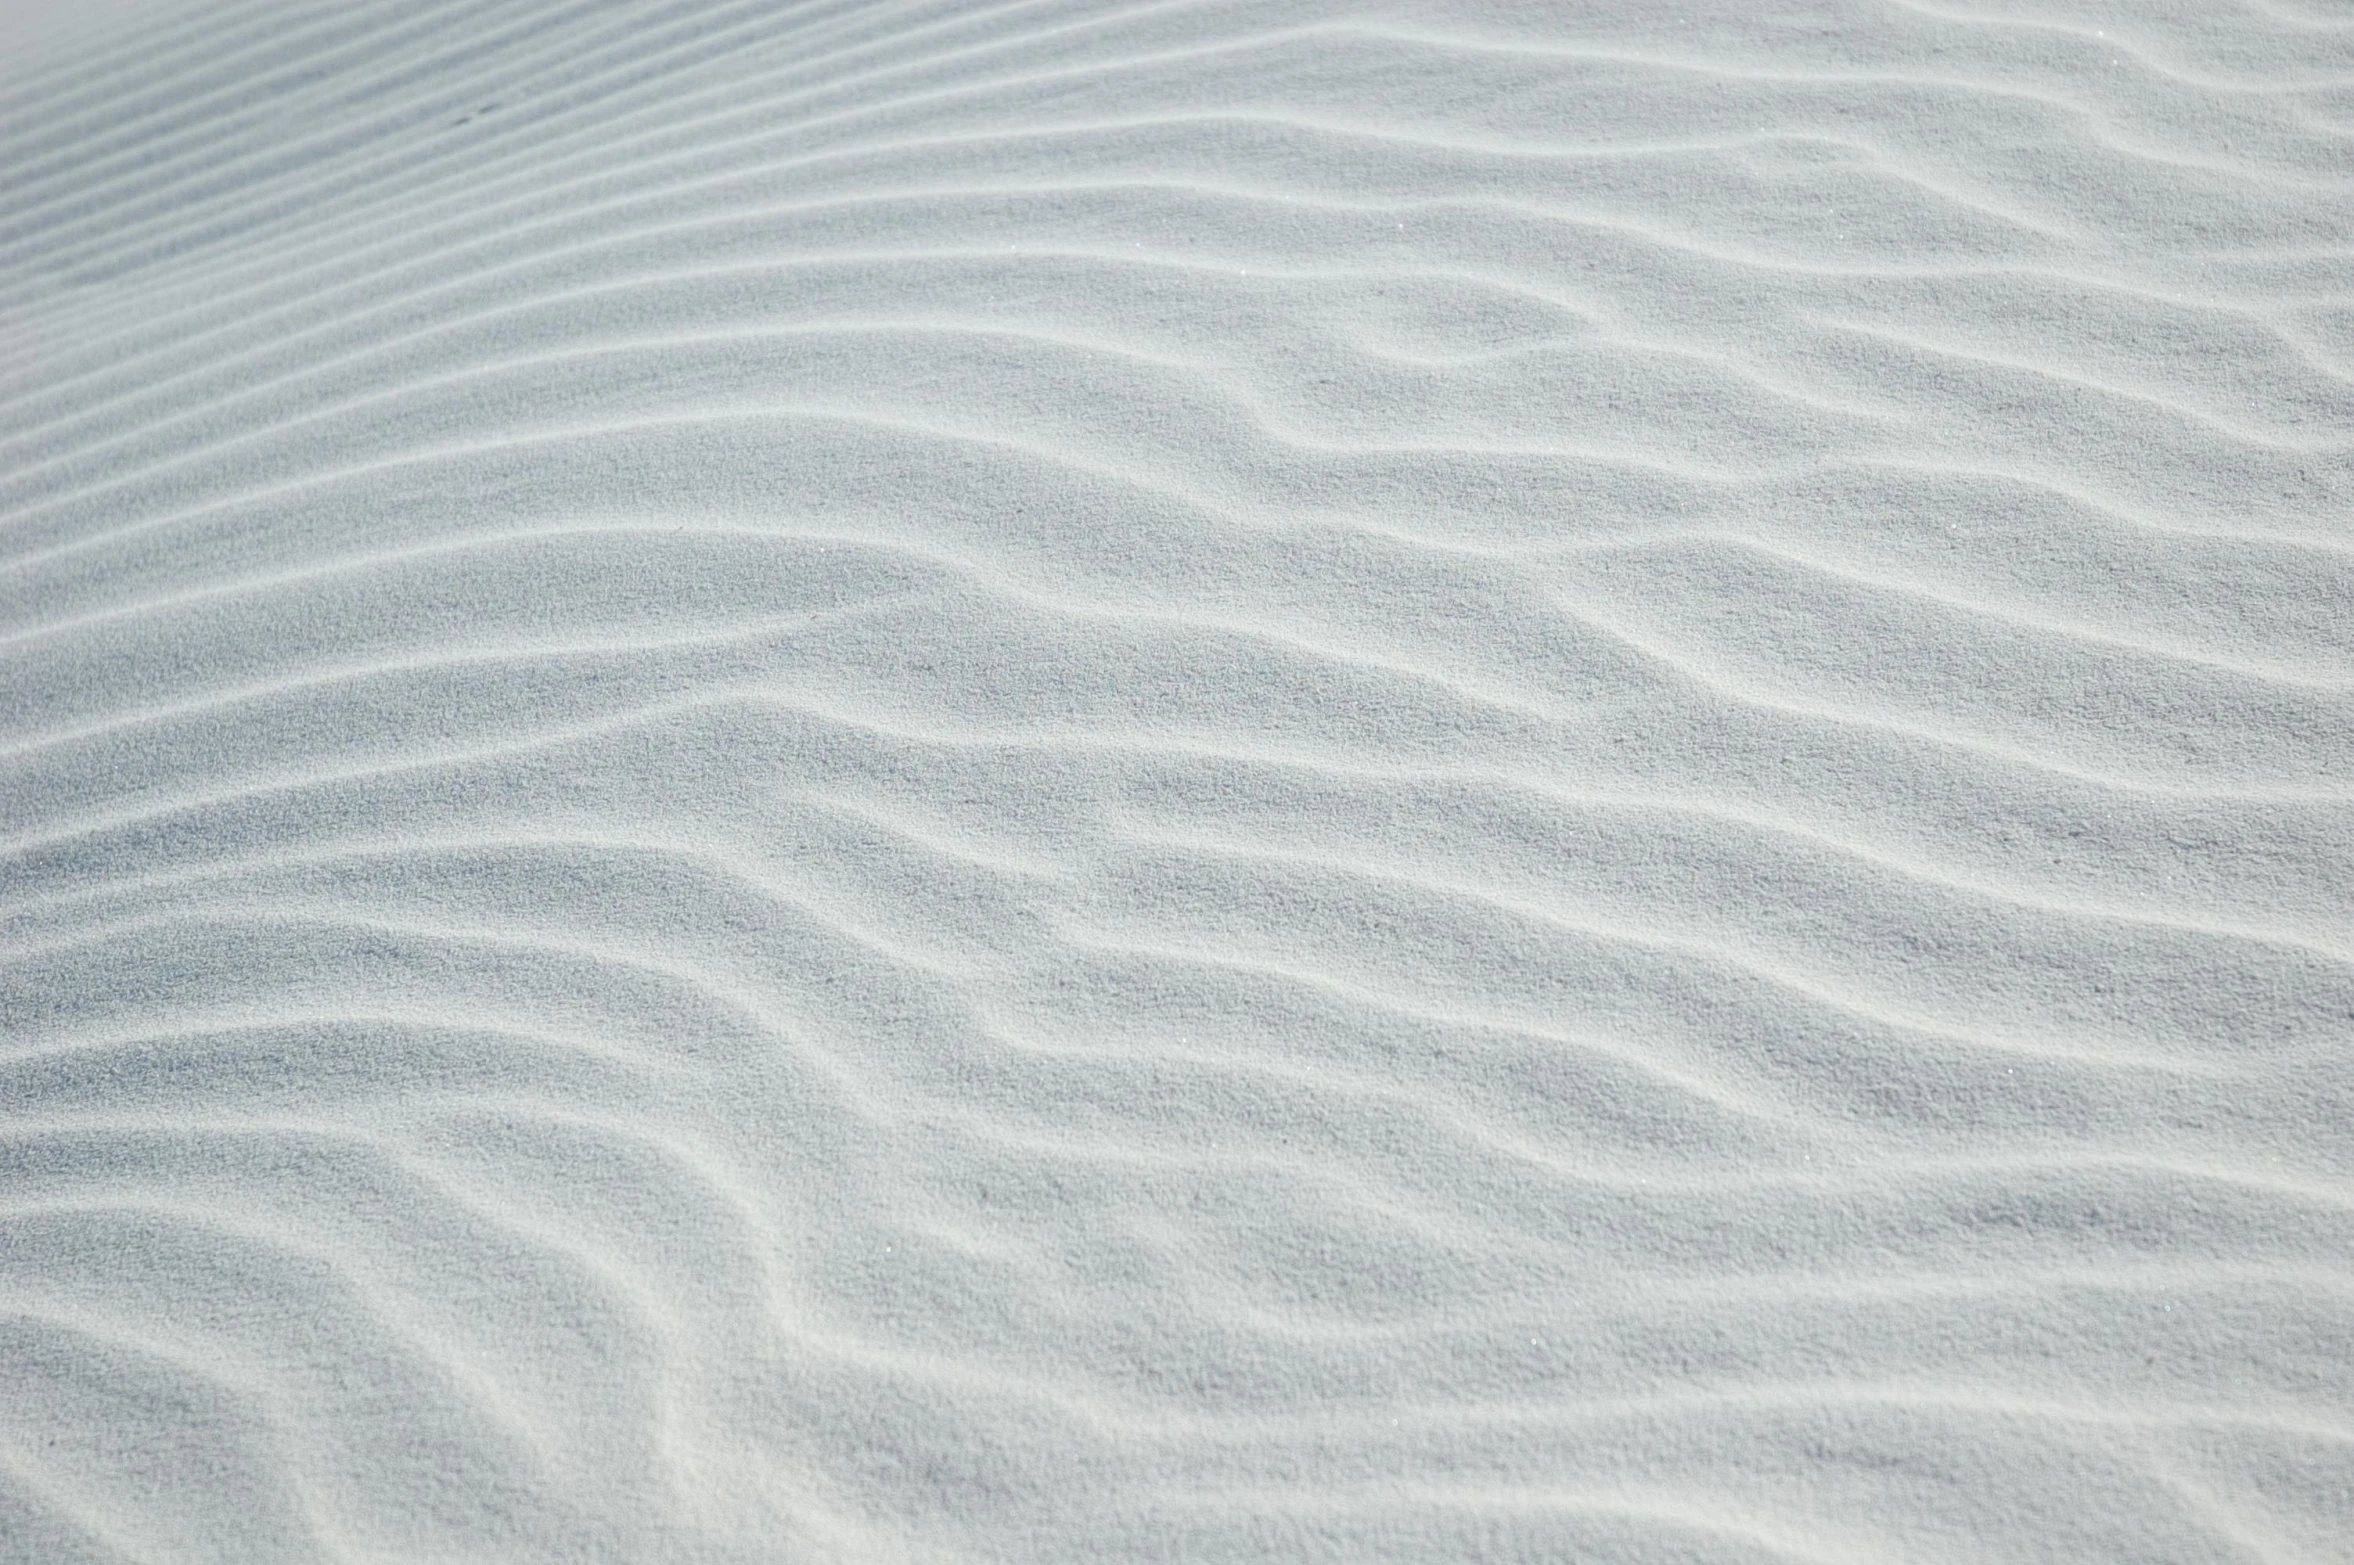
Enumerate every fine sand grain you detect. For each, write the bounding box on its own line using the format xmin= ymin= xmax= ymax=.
xmin=4 ymin=1 xmax=2352 ymax=1561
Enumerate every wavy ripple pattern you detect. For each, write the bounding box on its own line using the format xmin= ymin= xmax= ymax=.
xmin=4 ymin=1 xmax=2353 ymax=1561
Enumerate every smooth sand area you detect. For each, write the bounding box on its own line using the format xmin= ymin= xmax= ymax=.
xmin=4 ymin=1 xmax=2352 ymax=1560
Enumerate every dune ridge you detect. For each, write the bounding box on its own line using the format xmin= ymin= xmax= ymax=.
xmin=5 ymin=1 xmax=2353 ymax=1561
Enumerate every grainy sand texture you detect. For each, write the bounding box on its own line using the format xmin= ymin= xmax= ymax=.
xmin=4 ymin=1 xmax=2353 ymax=1560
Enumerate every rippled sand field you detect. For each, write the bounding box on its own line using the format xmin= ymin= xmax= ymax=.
xmin=4 ymin=1 xmax=2353 ymax=1560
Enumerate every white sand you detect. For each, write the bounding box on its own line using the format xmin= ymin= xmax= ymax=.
xmin=4 ymin=0 xmax=2352 ymax=1559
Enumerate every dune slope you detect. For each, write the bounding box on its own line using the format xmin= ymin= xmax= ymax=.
xmin=4 ymin=1 xmax=2353 ymax=1560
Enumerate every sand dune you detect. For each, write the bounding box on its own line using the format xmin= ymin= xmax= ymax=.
xmin=5 ymin=1 xmax=2353 ymax=1560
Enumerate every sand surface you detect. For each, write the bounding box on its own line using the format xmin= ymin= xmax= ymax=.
xmin=5 ymin=1 xmax=2354 ymax=1560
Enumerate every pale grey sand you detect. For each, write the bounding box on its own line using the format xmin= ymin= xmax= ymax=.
xmin=4 ymin=1 xmax=2352 ymax=1561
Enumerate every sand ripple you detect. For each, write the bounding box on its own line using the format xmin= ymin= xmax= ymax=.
xmin=4 ymin=1 xmax=2352 ymax=1560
